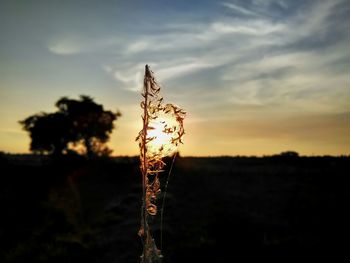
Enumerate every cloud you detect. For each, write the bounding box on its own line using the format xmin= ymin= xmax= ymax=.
xmin=48 ymin=40 xmax=81 ymax=55
xmin=106 ymin=59 xmax=216 ymax=92
xmin=211 ymin=0 xmax=350 ymax=112
xmin=112 ymin=64 xmax=145 ymax=92
xmin=47 ymin=36 xmax=122 ymax=55
xmin=221 ymin=48 xmax=350 ymax=111
xmin=110 ymin=12 xmax=288 ymax=93
xmin=157 ymin=61 xmax=216 ymax=81
xmin=221 ymin=2 xmax=259 ymax=17
xmin=100 ymin=0 xmax=350 ymax=114
xmin=126 ymin=41 xmax=150 ymax=53
xmin=103 ymin=65 xmax=113 ymax=73
xmin=210 ymin=21 xmax=285 ymax=35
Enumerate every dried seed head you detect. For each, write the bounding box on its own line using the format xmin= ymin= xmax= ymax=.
xmin=138 ymin=65 xmax=185 ymax=218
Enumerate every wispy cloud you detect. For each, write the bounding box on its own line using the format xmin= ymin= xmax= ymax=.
xmin=109 ymin=63 xmax=146 ymax=92
xmin=221 ymin=2 xmax=259 ymax=17
xmin=106 ymin=59 xmax=217 ymax=92
xmin=100 ymin=0 xmax=350 ymax=114
xmin=48 ymin=39 xmax=82 ymax=55
xmin=157 ymin=61 xmax=217 ymax=81
xmin=47 ymin=36 xmax=122 ymax=55
xmin=210 ymin=20 xmax=285 ymax=35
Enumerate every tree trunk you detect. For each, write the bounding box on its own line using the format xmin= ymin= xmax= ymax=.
xmin=84 ymin=137 xmax=93 ymax=159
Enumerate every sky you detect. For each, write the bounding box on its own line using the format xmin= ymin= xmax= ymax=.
xmin=0 ymin=0 xmax=350 ymax=156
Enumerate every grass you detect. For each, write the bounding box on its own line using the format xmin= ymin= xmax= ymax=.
xmin=136 ymin=65 xmax=185 ymax=262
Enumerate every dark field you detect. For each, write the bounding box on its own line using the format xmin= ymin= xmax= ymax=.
xmin=0 ymin=153 xmax=349 ymax=262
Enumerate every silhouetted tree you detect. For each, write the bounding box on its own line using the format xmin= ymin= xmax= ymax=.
xmin=20 ymin=95 xmax=121 ymax=157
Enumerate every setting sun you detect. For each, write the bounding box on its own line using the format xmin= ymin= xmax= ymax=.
xmin=147 ymin=109 xmax=184 ymax=157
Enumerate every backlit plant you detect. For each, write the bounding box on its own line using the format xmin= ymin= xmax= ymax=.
xmin=136 ymin=65 xmax=186 ymax=263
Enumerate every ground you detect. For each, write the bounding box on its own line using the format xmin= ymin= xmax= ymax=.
xmin=0 ymin=153 xmax=349 ymax=262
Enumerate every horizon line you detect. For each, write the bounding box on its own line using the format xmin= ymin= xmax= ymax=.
xmin=1 ymin=151 xmax=349 ymax=158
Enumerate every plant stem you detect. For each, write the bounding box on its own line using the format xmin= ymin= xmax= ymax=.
xmin=141 ymin=65 xmax=151 ymax=262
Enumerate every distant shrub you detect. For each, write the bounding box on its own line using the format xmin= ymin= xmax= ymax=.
xmin=279 ymin=151 xmax=299 ymax=157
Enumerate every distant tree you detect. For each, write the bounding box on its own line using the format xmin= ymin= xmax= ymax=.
xmin=20 ymin=95 xmax=121 ymax=157
xmin=279 ymin=151 xmax=299 ymax=157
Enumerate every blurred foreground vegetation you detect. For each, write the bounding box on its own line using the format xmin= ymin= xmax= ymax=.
xmin=0 ymin=153 xmax=349 ymax=262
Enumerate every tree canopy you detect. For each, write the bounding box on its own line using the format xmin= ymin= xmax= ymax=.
xmin=20 ymin=95 xmax=121 ymax=157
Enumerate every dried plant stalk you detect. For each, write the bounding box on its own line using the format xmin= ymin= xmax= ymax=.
xmin=136 ymin=65 xmax=186 ymax=263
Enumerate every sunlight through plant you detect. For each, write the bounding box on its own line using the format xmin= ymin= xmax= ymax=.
xmin=136 ymin=65 xmax=186 ymax=263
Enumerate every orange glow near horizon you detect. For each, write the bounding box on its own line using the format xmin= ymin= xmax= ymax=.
xmin=0 ymin=109 xmax=350 ymax=157
xmin=1 ymin=112 xmax=350 ymax=157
